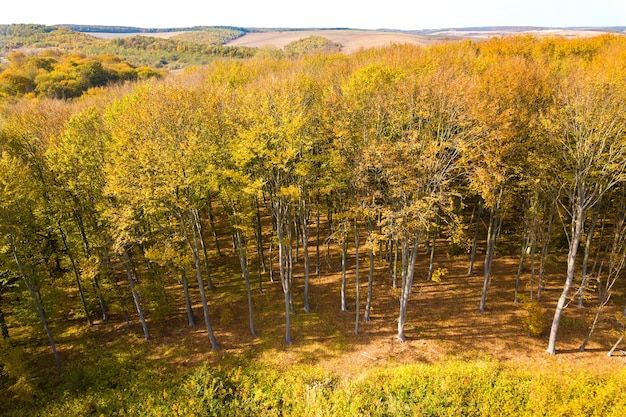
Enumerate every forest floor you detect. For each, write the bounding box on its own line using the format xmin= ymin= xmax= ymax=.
xmin=12 ymin=226 xmax=626 ymax=393
xmin=50 ymin=237 xmax=626 ymax=381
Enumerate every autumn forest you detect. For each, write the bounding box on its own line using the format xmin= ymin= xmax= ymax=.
xmin=2 ymin=25 xmax=626 ymax=415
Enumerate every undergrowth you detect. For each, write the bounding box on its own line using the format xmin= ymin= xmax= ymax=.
xmin=4 ymin=355 xmax=626 ymax=416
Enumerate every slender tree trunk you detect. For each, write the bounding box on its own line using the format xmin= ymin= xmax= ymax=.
xmin=608 ymin=334 xmax=624 ymax=357
xmin=183 ymin=215 xmax=218 ymax=350
xmin=207 ymin=195 xmax=222 ymax=257
xmin=340 ymin=221 xmax=348 ymax=312
xmin=104 ymin=255 xmax=131 ymax=328
xmin=58 ymin=224 xmax=92 ymax=326
xmin=354 ymin=219 xmax=360 ymax=335
xmin=10 ymin=233 xmax=61 ymax=373
xmin=181 ymin=269 xmax=195 ymax=328
xmin=392 ymin=233 xmax=399 ymax=289
xmin=193 ymin=208 xmax=214 ymax=290
xmin=578 ymin=206 xmax=599 ymax=307
xmin=537 ymin=210 xmax=554 ymax=302
xmin=398 ymin=232 xmax=421 ymax=342
xmin=547 ymin=199 xmax=585 ymax=355
xmin=468 ymin=199 xmax=483 ymax=276
xmin=514 ymin=232 xmax=529 ymax=303
xmin=365 ymin=218 xmax=375 ymax=321
xmin=427 ymin=221 xmax=439 ymax=282
xmin=122 ymin=250 xmax=150 ymax=341
xmin=73 ymin=211 xmax=108 ymax=321
xmin=254 ymin=196 xmax=267 ymax=274
xmin=301 ymin=199 xmax=311 ymax=313
xmin=316 ymin=200 xmax=321 ymax=278
xmin=234 ymin=228 xmax=257 ymax=338
xmin=479 ymin=198 xmax=501 ymax=313
xmin=276 ymin=201 xmax=292 ymax=344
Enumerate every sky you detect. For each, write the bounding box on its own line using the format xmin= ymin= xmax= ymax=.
xmin=1 ymin=0 xmax=624 ymax=30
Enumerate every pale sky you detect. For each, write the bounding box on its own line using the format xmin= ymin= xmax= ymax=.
xmin=1 ymin=1 xmax=624 ymax=30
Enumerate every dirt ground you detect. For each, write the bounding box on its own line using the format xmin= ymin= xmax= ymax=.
xmin=130 ymin=232 xmax=626 ymax=379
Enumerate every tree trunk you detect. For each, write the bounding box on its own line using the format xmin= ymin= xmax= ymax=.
xmin=392 ymin=233 xmax=399 ymax=289
xmin=514 ymin=231 xmax=529 ymax=303
xmin=398 ymin=232 xmax=421 ymax=342
xmin=181 ymin=269 xmax=195 ymax=328
xmin=73 ymin=211 xmax=108 ymax=321
xmin=365 ymin=218 xmax=375 ymax=321
xmin=275 ymin=199 xmax=292 ymax=344
xmin=207 ymin=195 xmax=222 ymax=257
xmin=547 ymin=200 xmax=585 ymax=355
xmin=183 ymin=215 xmax=218 ymax=350
xmin=10 ymin=233 xmax=61 ymax=373
xmin=301 ymin=198 xmax=311 ymax=313
xmin=340 ymin=221 xmax=348 ymax=312
xmin=193 ymin=208 xmax=214 ymax=290
xmin=234 ymin=228 xmax=257 ymax=338
xmin=537 ymin=210 xmax=554 ymax=302
xmin=427 ymin=222 xmax=439 ymax=282
xmin=578 ymin=205 xmax=600 ymax=307
xmin=58 ymin=224 xmax=92 ymax=326
xmin=316 ymin=201 xmax=321 ymax=278
xmin=468 ymin=198 xmax=483 ymax=276
xmin=479 ymin=204 xmax=499 ymax=313
xmin=122 ymin=250 xmax=150 ymax=341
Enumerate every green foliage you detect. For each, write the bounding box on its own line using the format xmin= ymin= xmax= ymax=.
xmin=284 ymin=36 xmax=342 ymax=56
xmin=7 ymin=358 xmax=626 ymax=416
xmin=0 ymin=24 xmax=257 ymax=71
xmin=0 ymin=340 xmax=37 ymax=408
xmin=0 ymin=50 xmax=161 ymax=99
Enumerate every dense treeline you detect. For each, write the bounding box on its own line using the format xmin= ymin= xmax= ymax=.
xmin=0 ymin=50 xmax=162 ymax=99
xmin=0 ymin=24 xmax=256 ymax=68
xmin=2 ymin=33 xmax=626 ymax=399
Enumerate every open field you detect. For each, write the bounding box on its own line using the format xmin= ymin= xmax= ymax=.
xmin=83 ymin=27 xmax=622 ymax=53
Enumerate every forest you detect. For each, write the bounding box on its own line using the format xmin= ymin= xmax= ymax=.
xmin=2 ymin=30 xmax=626 ymax=415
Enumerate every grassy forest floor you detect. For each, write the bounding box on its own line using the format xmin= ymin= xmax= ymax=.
xmin=3 ymin=219 xmax=626 ymax=415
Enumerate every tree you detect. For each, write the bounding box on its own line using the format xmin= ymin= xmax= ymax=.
xmin=543 ymin=58 xmax=626 ymax=355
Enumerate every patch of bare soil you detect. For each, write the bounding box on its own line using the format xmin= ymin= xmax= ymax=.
xmin=224 ymin=30 xmax=445 ymax=53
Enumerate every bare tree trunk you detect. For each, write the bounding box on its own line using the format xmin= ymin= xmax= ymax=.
xmin=537 ymin=210 xmax=554 ymax=302
xmin=58 ymin=224 xmax=92 ymax=326
xmin=73 ymin=211 xmax=108 ymax=321
xmin=608 ymin=334 xmax=624 ymax=357
xmin=398 ymin=232 xmax=421 ymax=342
xmin=183 ymin=215 xmax=218 ymax=350
xmin=578 ymin=205 xmax=600 ymax=307
xmin=392 ymin=233 xmax=399 ymax=289
xmin=479 ymin=202 xmax=500 ymax=313
xmin=207 ymin=195 xmax=222 ymax=257
xmin=193 ymin=208 xmax=214 ymax=290
xmin=122 ymin=249 xmax=150 ymax=341
xmin=427 ymin=221 xmax=439 ymax=282
xmin=340 ymin=221 xmax=348 ymax=312
xmin=234 ymin=227 xmax=257 ymax=338
xmin=10 ymin=233 xmax=61 ymax=373
xmin=365 ymin=218 xmax=375 ymax=321
xmin=275 ymin=199 xmax=292 ymax=344
xmin=547 ymin=200 xmax=585 ymax=355
xmin=468 ymin=198 xmax=483 ymax=276
xmin=301 ymin=198 xmax=311 ymax=313
xmin=514 ymin=231 xmax=529 ymax=303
